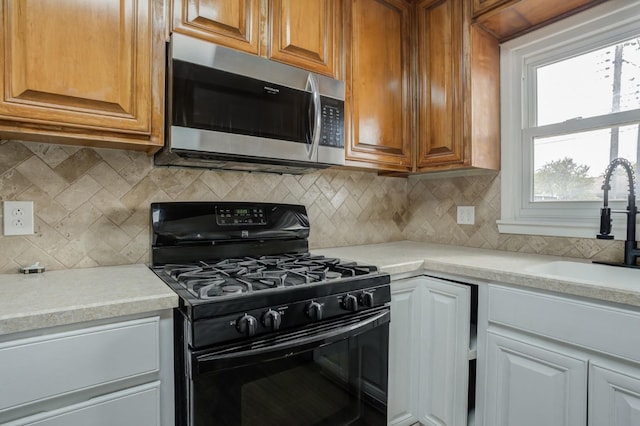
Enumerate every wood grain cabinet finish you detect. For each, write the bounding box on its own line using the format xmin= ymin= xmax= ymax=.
xmin=173 ymin=0 xmax=340 ymax=77
xmin=473 ymin=0 xmax=605 ymax=41
xmin=268 ymin=0 xmax=337 ymax=77
xmin=344 ymin=0 xmax=413 ymax=172
xmin=173 ymin=0 xmax=261 ymax=54
xmin=0 ymin=0 xmax=165 ymax=152
xmin=415 ymin=0 xmax=500 ymax=172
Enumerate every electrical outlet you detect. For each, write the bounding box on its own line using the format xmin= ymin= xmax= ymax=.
xmin=3 ymin=201 xmax=34 ymax=235
xmin=457 ymin=206 xmax=475 ymax=225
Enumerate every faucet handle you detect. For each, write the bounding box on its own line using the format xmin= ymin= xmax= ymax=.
xmin=597 ymin=207 xmax=614 ymax=240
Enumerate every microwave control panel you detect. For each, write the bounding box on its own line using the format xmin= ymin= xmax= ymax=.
xmin=320 ymin=98 xmax=344 ymax=148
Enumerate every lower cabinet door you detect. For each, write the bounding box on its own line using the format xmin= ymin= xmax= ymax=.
xmin=418 ymin=277 xmax=470 ymax=426
xmin=589 ymin=363 xmax=640 ymax=426
xmin=6 ymin=382 xmax=160 ymax=426
xmin=388 ymin=279 xmax=421 ymax=426
xmin=484 ymin=332 xmax=587 ymax=426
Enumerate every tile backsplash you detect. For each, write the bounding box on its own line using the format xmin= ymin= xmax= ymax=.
xmin=404 ymin=173 xmax=623 ymax=263
xmin=0 ymin=140 xmax=407 ymax=273
xmin=0 ymin=140 xmax=623 ymax=273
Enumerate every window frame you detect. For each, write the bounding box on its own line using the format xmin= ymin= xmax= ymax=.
xmin=498 ymin=0 xmax=640 ymax=240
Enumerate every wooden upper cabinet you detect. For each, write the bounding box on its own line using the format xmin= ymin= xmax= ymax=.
xmin=173 ymin=0 xmax=261 ymax=54
xmin=416 ymin=0 xmax=463 ymax=169
xmin=344 ymin=0 xmax=412 ymax=172
xmin=173 ymin=0 xmax=340 ymax=77
xmin=0 ymin=0 xmax=165 ymax=151
xmin=473 ymin=0 xmax=606 ymax=41
xmin=415 ymin=0 xmax=499 ymax=172
xmin=268 ymin=0 xmax=337 ymax=77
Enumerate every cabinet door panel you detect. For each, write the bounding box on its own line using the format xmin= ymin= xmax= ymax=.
xmin=173 ymin=0 xmax=260 ymax=54
xmin=0 ymin=0 xmax=152 ymax=133
xmin=416 ymin=0 xmax=464 ymax=168
xmin=590 ymin=363 xmax=640 ymax=426
xmin=388 ymin=282 xmax=421 ymax=425
xmin=10 ymin=383 xmax=160 ymax=426
xmin=345 ymin=0 xmax=412 ymax=171
xmin=419 ymin=277 xmax=470 ymax=426
xmin=0 ymin=317 xmax=159 ymax=413
xmin=269 ymin=0 xmax=336 ymax=77
xmin=485 ymin=332 xmax=587 ymax=426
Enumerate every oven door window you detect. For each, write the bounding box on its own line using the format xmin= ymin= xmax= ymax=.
xmin=172 ymin=59 xmax=311 ymax=144
xmin=190 ymin=310 xmax=389 ymax=426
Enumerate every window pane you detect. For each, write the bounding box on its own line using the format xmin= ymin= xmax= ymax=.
xmin=533 ymin=125 xmax=640 ymax=202
xmin=537 ymin=38 xmax=640 ymax=126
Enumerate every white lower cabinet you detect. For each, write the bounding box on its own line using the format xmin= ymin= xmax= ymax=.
xmin=389 ymin=276 xmax=473 ymax=426
xmin=480 ymin=284 xmax=640 ymax=426
xmin=485 ymin=332 xmax=587 ymax=426
xmin=388 ymin=278 xmax=421 ymax=426
xmin=5 ymin=382 xmax=160 ymax=426
xmin=0 ymin=313 xmax=173 ymax=426
xmin=589 ymin=362 xmax=640 ymax=426
xmin=419 ymin=278 xmax=470 ymax=426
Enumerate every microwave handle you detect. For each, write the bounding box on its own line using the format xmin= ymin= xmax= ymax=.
xmin=306 ymin=73 xmax=322 ymax=160
xmin=193 ymin=307 xmax=390 ymax=376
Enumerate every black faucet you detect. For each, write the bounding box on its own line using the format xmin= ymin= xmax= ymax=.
xmin=596 ymin=157 xmax=640 ymax=267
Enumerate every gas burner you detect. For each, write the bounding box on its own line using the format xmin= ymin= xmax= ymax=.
xmin=222 ymin=285 xmax=245 ymax=295
xmin=157 ymin=253 xmax=382 ymax=300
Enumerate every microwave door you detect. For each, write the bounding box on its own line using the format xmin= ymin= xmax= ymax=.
xmin=170 ymin=59 xmax=318 ymax=165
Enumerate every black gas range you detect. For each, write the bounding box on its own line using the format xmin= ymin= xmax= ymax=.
xmin=150 ymin=202 xmax=391 ymax=426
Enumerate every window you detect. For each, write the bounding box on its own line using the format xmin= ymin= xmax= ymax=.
xmin=499 ymin=0 xmax=640 ymax=239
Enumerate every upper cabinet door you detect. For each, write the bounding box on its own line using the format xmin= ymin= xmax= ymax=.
xmin=0 ymin=0 xmax=157 ymax=136
xmin=268 ymin=0 xmax=338 ymax=77
xmin=173 ymin=0 xmax=261 ymax=54
xmin=344 ymin=0 xmax=413 ymax=172
xmin=415 ymin=0 xmax=464 ymax=169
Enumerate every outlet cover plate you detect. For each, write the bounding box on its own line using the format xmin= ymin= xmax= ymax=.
xmin=3 ymin=201 xmax=34 ymax=236
xmin=457 ymin=206 xmax=475 ymax=225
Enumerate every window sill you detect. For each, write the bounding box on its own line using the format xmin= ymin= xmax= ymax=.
xmin=497 ymin=218 xmax=636 ymax=241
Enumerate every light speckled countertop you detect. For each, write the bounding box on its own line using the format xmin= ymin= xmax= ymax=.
xmin=313 ymin=241 xmax=640 ymax=307
xmin=0 ymin=264 xmax=178 ymax=336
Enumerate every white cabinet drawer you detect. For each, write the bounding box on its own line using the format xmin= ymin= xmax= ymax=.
xmin=5 ymin=382 xmax=160 ymax=426
xmin=488 ymin=285 xmax=640 ymax=362
xmin=0 ymin=317 xmax=159 ymax=412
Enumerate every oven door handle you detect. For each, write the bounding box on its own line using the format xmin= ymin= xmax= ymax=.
xmin=193 ymin=308 xmax=390 ymax=376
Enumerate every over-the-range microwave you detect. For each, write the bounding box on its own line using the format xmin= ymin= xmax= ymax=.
xmin=154 ymin=33 xmax=345 ymax=175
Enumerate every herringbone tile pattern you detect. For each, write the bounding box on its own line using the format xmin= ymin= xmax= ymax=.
xmin=0 ymin=140 xmax=407 ymax=273
xmin=404 ymin=173 xmax=622 ymax=263
xmin=0 ymin=140 xmax=623 ymax=274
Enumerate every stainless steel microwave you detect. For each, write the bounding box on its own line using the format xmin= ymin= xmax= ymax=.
xmin=154 ymin=33 xmax=346 ymax=174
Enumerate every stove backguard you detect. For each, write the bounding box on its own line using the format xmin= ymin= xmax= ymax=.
xmin=150 ymin=202 xmax=310 ymax=266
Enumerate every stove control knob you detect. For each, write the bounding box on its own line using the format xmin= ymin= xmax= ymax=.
xmin=342 ymin=294 xmax=358 ymax=312
xmin=262 ymin=309 xmax=282 ymax=331
xmin=360 ymin=291 xmax=375 ymax=308
xmin=236 ymin=314 xmax=258 ymax=337
xmin=306 ymin=301 xmax=324 ymax=321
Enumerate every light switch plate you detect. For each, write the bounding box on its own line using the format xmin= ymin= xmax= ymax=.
xmin=3 ymin=201 xmax=35 ymax=235
xmin=457 ymin=206 xmax=475 ymax=225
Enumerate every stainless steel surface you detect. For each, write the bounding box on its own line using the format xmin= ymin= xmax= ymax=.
xmin=307 ymin=73 xmax=322 ymax=160
xmin=170 ymin=126 xmax=318 ymax=163
xmin=172 ymin=33 xmax=344 ymax=100
xmin=318 ymin=145 xmax=345 ymax=166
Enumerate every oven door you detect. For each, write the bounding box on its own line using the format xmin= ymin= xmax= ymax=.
xmin=188 ymin=307 xmax=390 ymax=426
